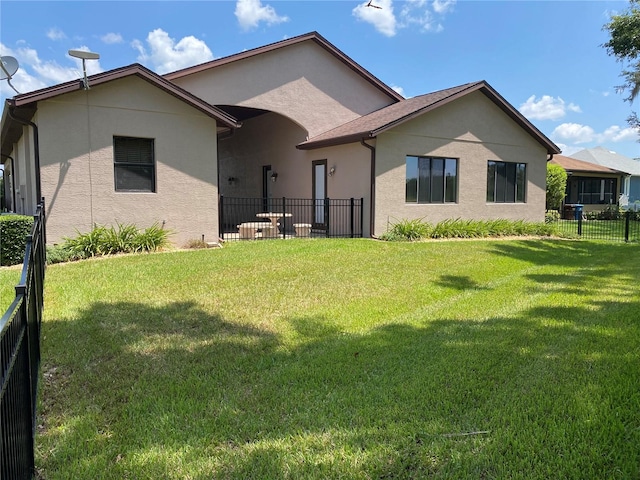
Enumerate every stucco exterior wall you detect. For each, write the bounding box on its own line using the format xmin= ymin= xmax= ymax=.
xmin=374 ymin=91 xmax=548 ymax=235
xmin=8 ymin=125 xmax=37 ymax=215
xmin=171 ymin=41 xmax=395 ymax=138
xmin=37 ymin=76 xmax=220 ymax=246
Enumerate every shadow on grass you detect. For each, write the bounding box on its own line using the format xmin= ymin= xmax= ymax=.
xmin=38 ymin=288 xmax=640 ymax=479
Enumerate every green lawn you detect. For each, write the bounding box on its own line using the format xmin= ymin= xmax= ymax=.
xmin=37 ymin=239 xmax=640 ymax=479
xmin=0 ymin=266 xmax=22 ymax=315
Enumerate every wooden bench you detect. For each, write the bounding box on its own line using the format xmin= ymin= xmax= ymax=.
xmin=293 ymin=223 xmax=312 ymax=237
xmin=237 ymin=222 xmax=273 ymax=240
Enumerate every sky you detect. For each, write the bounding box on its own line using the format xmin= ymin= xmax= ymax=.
xmin=1 ymin=0 xmax=640 ymax=159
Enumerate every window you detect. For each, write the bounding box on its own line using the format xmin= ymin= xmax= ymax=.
xmin=406 ymin=156 xmax=458 ymax=203
xmin=567 ymin=177 xmax=617 ymax=204
xmin=487 ymin=160 xmax=526 ymax=203
xmin=113 ymin=136 xmax=155 ymax=192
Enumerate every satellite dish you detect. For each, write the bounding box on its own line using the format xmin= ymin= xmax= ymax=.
xmin=0 ymin=56 xmax=19 ymax=80
xmin=0 ymin=56 xmax=21 ymax=94
xmin=68 ymin=50 xmax=100 ymax=60
xmin=68 ymin=49 xmax=100 ymax=90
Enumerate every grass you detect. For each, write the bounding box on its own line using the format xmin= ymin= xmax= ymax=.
xmin=0 ymin=265 xmax=22 ymax=314
xmin=36 ymin=239 xmax=640 ymax=479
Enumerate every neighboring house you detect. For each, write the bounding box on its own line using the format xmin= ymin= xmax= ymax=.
xmin=1 ymin=32 xmax=560 ymax=246
xmin=570 ymin=146 xmax=640 ymax=206
xmin=550 ymin=154 xmax=629 ymax=213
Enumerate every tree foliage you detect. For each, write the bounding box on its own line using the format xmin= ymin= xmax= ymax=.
xmin=546 ymin=162 xmax=567 ymax=211
xmin=604 ymin=1 xmax=640 ymax=103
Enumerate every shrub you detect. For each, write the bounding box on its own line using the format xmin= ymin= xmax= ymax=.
xmin=545 ymin=210 xmax=561 ymax=223
xmin=597 ymin=204 xmax=622 ymax=220
xmin=379 ymin=218 xmax=432 ymax=241
xmin=0 ymin=214 xmax=34 ymax=266
xmin=133 ymin=224 xmax=171 ymax=252
xmin=380 ymin=218 xmax=557 ymax=241
xmin=546 ymin=163 xmax=568 ymax=210
xmin=46 ymin=245 xmax=77 ymax=265
xmin=62 ymin=222 xmax=171 ymax=260
xmin=184 ymin=238 xmax=210 ymax=249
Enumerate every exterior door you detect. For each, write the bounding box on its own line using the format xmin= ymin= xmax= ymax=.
xmin=313 ymin=160 xmax=327 ymax=228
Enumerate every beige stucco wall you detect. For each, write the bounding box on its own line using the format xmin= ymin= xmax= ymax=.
xmin=374 ymin=91 xmax=548 ymax=235
xmin=171 ymin=41 xmax=395 ymax=138
xmin=8 ymin=125 xmax=38 ymax=215
xmin=36 ymin=76 xmax=221 ymax=246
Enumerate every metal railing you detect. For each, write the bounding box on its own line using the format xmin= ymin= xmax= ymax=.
xmin=1 ymin=201 xmax=46 ymax=480
xmin=551 ymin=210 xmax=640 ymax=242
xmin=219 ymin=196 xmax=363 ymax=240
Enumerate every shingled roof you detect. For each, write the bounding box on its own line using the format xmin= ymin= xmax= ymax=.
xmin=297 ymin=80 xmax=560 ymax=155
xmin=550 ymin=154 xmax=629 ymax=175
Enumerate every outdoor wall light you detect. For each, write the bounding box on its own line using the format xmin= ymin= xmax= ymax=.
xmin=329 ymin=166 xmax=336 ymax=177
xmin=271 ymin=172 xmax=278 ymax=182
xmin=228 ymin=176 xmax=237 ymax=186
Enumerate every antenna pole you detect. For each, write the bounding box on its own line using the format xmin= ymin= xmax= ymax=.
xmin=81 ymin=58 xmax=89 ymax=90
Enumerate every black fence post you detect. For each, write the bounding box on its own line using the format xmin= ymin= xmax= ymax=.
xmin=625 ymin=210 xmax=631 ymax=243
xmin=219 ymin=195 xmax=224 ymax=241
xmin=325 ymin=198 xmax=330 ymax=238
xmin=360 ymin=198 xmax=364 ymax=238
xmin=577 ymin=213 xmax=582 ymax=237
xmin=282 ymin=197 xmax=287 ymax=239
xmin=349 ymin=198 xmax=355 ymax=238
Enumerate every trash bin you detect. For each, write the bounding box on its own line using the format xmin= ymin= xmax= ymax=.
xmin=563 ymin=204 xmax=575 ymax=220
xmin=574 ymin=204 xmax=583 ymax=220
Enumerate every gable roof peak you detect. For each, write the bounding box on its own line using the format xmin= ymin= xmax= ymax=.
xmin=164 ymin=31 xmax=403 ymax=102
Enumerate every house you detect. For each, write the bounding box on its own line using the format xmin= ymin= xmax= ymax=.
xmin=550 ymin=154 xmax=629 ymax=214
xmin=569 ymin=146 xmax=640 ymax=208
xmin=1 ymin=32 xmax=560 ymax=246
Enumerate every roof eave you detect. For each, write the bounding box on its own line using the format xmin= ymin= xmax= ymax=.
xmin=297 ymin=132 xmax=373 ymax=150
xmin=9 ymin=64 xmax=241 ymax=130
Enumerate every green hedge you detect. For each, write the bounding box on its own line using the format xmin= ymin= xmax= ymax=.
xmin=0 ymin=214 xmax=34 ymax=266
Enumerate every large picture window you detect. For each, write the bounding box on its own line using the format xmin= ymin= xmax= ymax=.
xmin=406 ymin=156 xmax=458 ymax=203
xmin=114 ymin=136 xmax=155 ymax=192
xmin=487 ymin=160 xmax=526 ymax=203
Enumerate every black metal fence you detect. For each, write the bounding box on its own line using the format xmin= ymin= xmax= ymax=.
xmin=551 ymin=210 xmax=640 ymax=242
xmin=219 ymin=196 xmax=364 ymax=240
xmin=1 ymin=201 xmax=46 ymax=480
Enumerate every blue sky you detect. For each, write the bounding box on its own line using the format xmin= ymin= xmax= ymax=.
xmin=1 ymin=0 xmax=639 ymax=159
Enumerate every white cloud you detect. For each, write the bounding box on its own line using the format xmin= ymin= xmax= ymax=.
xmin=601 ymin=125 xmax=638 ymax=142
xmin=133 ymin=29 xmax=214 ymax=74
xmin=101 ymin=33 xmax=124 ymax=45
xmin=519 ymin=95 xmax=581 ymax=121
xmin=552 ymin=123 xmax=595 ymax=144
xmin=235 ymin=0 xmax=289 ymax=31
xmin=353 ymin=0 xmax=397 ymax=37
xmin=353 ymin=0 xmax=453 ymax=37
xmin=392 ymin=85 xmax=406 ymax=97
xmin=432 ymin=0 xmax=456 ymax=14
xmin=46 ymin=27 xmax=66 ymax=41
xmin=552 ymin=122 xmax=638 ymax=145
xmin=0 ymin=42 xmax=103 ymax=97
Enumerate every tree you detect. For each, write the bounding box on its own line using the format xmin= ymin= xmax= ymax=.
xmin=603 ymin=1 xmax=640 ymax=105
xmin=546 ymin=163 xmax=567 ymax=211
